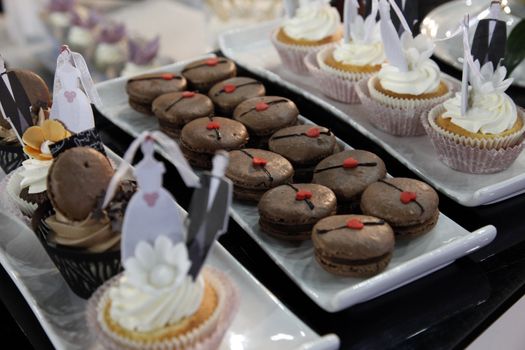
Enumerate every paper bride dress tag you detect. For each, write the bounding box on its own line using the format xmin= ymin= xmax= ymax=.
xmin=50 ymin=46 xmax=102 ymax=134
xmin=102 ymin=131 xmax=201 ymax=262
xmin=0 ymin=54 xmax=34 ymax=144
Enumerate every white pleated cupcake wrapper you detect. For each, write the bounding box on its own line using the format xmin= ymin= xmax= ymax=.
xmin=0 ymin=173 xmax=30 ymax=225
xmin=315 ymin=46 xmax=377 ymax=82
xmin=303 ymin=50 xmax=363 ymax=104
xmin=271 ymin=29 xmax=335 ymax=75
xmin=87 ymin=267 xmax=240 ymax=350
xmin=6 ymin=168 xmax=38 ymax=217
xmin=423 ymin=106 xmax=525 ymax=174
xmin=356 ymin=78 xmax=454 ymax=136
xmin=426 ymin=104 xmax=525 ymax=149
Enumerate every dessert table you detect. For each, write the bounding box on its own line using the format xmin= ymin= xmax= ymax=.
xmin=1 ymin=0 xmax=525 ymax=349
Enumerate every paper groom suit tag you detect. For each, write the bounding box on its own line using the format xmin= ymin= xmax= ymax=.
xmin=471 ymin=1 xmax=506 ymax=67
xmin=186 ymin=151 xmax=233 ymax=279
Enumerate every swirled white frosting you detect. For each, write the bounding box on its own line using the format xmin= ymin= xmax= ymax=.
xmin=442 ymin=91 xmax=518 ymax=134
xmin=282 ymin=2 xmax=341 ymax=41
xmin=95 ymin=43 xmax=125 ymax=66
xmin=109 ymin=236 xmax=204 ymax=332
xmin=333 ymin=41 xmax=385 ymax=66
xmin=68 ymin=26 xmax=94 ymax=48
xmin=48 ymin=12 xmax=71 ymax=28
xmin=19 ymin=159 xmax=52 ymax=194
xmin=377 ymin=59 xmax=441 ymax=95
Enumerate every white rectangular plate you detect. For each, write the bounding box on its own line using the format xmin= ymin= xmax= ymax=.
xmin=0 ymin=150 xmax=338 ymax=350
xmin=218 ymin=20 xmax=525 ymax=207
xmin=95 ymin=68 xmax=497 ymax=312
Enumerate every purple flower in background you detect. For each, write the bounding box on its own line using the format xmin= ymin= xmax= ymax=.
xmin=98 ymin=22 xmax=126 ymax=44
xmin=128 ymin=36 xmax=160 ymax=65
xmin=48 ymin=0 xmax=77 ymax=12
xmin=71 ymin=9 xmax=101 ymax=29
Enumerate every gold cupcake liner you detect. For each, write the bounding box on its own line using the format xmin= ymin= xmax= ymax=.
xmin=6 ymin=168 xmax=38 ymax=217
xmin=87 ymin=267 xmax=239 ymax=350
xmin=423 ymin=106 xmax=525 ymax=174
xmin=303 ymin=51 xmax=362 ymax=104
xmin=271 ymin=29 xmax=336 ymax=74
xmin=367 ymin=76 xmax=453 ymax=111
xmin=427 ymin=104 xmax=525 ymax=149
xmin=316 ymin=46 xmax=377 ymax=82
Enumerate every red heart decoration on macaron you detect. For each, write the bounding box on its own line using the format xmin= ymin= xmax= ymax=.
xmin=224 ymin=84 xmax=236 ymax=93
xmin=206 ymin=58 xmax=219 ymax=66
xmin=252 ymin=157 xmax=267 ymax=167
xmin=343 ymin=157 xmax=359 ymax=169
xmin=346 ymin=218 xmax=364 ymax=230
xmin=162 ymin=73 xmax=175 ymax=80
xmin=295 ymin=190 xmax=312 ymax=201
xmin=255 ymin=102 xmax=269 ymax=112
xmin=400 ymin=191 xmax=417 ymax=204
xmin=206 ymin=121 xmax=220 ymax=130
xmin=182 ymin=91 xmax=195 ymax=98
xmin=306 ymin=127 xmax=320 ymax=138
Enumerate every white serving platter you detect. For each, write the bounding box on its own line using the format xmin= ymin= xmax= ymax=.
xmin=218 ymin=20 xmax=525 ymax=207
xmin=95 ymin=69 xmax=497 ymax=312
xmin=0 ymin=149 xmax=339 ymax=350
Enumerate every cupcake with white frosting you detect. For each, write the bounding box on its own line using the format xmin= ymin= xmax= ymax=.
xmin=94 ymin=22 xmax=127 ymax=78
xmin=66 ymin=8 xmax=101 ymax=59
xmin=424 ymin=61 xmax=525 ymax=173
xmin=42 ymin=0 xmax=78 ymax=42
xmin=271 ymin=0 xmax=342 ymax=74
xmin=304 ymin=0 xmax=385 ymax=103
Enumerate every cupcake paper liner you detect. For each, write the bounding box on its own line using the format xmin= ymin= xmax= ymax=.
xmin=0 ymin=142 xmax=26 ymax=174
xmin=271 ymin=29 xmax=335 ymax=75
xmin=87 ymin=267 xmax=239 ymax=350
xmin=0 ymin=173 xmax=30 ymax=225
xmin=6 ymin=168 xmax=39 ymax=217
xmin=303 ymin=50 xmax=362 ymax=104
xmin=356 ymin=78 xmax=456 ymax=136
xmin=32 ymin=202 xmax=122 ymax=299
xmin=316 ymin=46 xmax=377 ymax=82
xmin=423 ymin=105 xmax=525 ymax=174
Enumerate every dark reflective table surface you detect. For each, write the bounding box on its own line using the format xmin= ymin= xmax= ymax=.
xmin=2 ymin=1 xmax=525 ymax=349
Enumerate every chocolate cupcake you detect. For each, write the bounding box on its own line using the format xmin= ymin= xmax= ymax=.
xmin=126 ymin=72 xmax=187 ymax=115
xmin=269 ymin=125 xmax=337 ymax=182
xmin=360 ymin=178 xmax=440 ymax=239
xmin=208 ymin=77 xmax=266 ymax=116
xmin=258 ymin=183 xmax=337 ymax=241
xmin=180 ymin=116 xmax=249 ymax=169
xmin=152 ymin=91 xmax=214 ymax=139
xmin=181 ymin=57 xmax=237 ymax=93
xmin=226 ymin=149 xmax=294 ymax=202
xmin=312 ymin=150 xmax=386 ymax=213
xmin=312 ymin=214 xmax=395 ymax=277
xmin=233 ymin=96 xmax=299 ymax=148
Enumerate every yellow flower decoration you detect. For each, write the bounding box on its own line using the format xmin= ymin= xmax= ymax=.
xmin=22 ymin=120 xmax=71 ymax=161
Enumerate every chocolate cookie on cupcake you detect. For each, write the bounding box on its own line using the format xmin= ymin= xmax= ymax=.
xmin=269 ymin=125 xmax=336 ymax=182
xmin=313 ymin=150 xmax=386 ymax=213
xmin=312 ymin=214 xmax=395 ymax=277
xmin=258 ymin=183 xmax=337 ymax=241
xmin=233 ymin=96 xmax=299 ymax=148
xmin=226 ymin=148 xmax=294 ymax=202
xmin=180 ymin=116 xmax=249 ymax=169
xmin=152 ymin=91 xmax=214 ymax=139
xmin=208 ymin=77 xmax=266 ymax=116
xmin=360 ymin=178 xmax=439 ymax=239
xmin=182 ymin=57 xmax=237 ymax=92
xmin=126 ymin=72 xmax=187 ymax=115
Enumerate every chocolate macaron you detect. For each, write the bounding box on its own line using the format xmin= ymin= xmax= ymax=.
xmin=126 ymin=72 xmax=187 ymax=115
xmin=180 ymin=116 xmax=249 ymax=169
xmin=269 ymin=125 xmax=337 ymax=182
xmin=226 ymin=148 xmax=294 ymax=202
xmin=258 ymin=183 xmax=337 ymax=241
xmin=181 ymin=57 xmax=237 ymax=92
xmin=152 ymin=91 xmax=214 ymax=139
xmin=313 ymin=150 xmax=387 ymax=213
xmin=360 ymin=178 xmax=440 ymax=239
xmin=233 ymin=96 xmax=299 ymax=148
xmin=208 ymin=77 xmax=266 ymax=116
xmin=312 ymin=214 xmax=395 ymax=277
xmin=47 ymin=147 xmax=114 ymax=221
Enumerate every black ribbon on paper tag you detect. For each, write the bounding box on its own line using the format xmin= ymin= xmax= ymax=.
xmin=50 ymin=128 xmax=106 ymax=158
